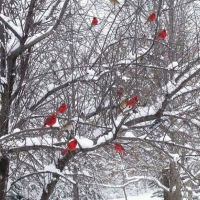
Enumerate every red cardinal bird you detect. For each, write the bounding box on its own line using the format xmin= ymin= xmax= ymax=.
xmin=61 ymin=139 xmax=78 ymax=156
xmin=41 ymin=113 xmax=57 ymax=129
xmin=89 ymin=17 xmax=98 ymax=29
xmin=56 ymin=103 xmax=67 ymax=115
xmin=117 ymin=87 xmax=124 ymax=98
xmin=114 ymin=142 xmax=127 ymax=155
xmin=145 ymin=13 xmax=156 ymax=24
xmin=127 ymin=94 xmax=138 ymax=107
xmin=155 ymin=29 xmax=167 ymax=39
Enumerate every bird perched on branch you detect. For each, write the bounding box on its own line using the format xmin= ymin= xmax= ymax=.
xmin=109 ymin=0 xmax=120 ymax=5
xmin=144 ymin=13 xmax=156 ymax=24
xmin=56 ymin=102 xmax=67 ymax=115
xmin=127 ymin=94 xmax=138 ymax=108
xmin=155 ymin=29 xmax=167 ymax=40
xmin=61 ymin=138 xmax=78 ymax=156
xmin=58 ymin=121 xmax=73 ymax=137
xmin=114 ymin=142 xmax=127 ymax=155
xmin=89 ymin=17 xmax=98 ymax=30
xmin=41 ymin=113 xmax=57 ymax=129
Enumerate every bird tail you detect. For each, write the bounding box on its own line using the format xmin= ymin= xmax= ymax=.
xmin=123 ymin=151 xmax=127 ymax=156
xmin=154 ymin=35 xmax=159 ymax=40
xmin=41 ymin=125 xmax=45 ymax=130
xmin=89 ymin=25 xmax=93 ymax=30
xmin=117 ymin=109 xmax=122 ymax=115
xmin=61 ymin=148 xmax=69 ymax=156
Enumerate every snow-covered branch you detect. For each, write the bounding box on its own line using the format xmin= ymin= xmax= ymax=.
xmin=0 ymin=14 xmax=22 ymax=40
xmin=88 ymin=176 xmax=170 ymax=192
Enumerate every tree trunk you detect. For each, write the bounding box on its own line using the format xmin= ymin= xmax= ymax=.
xmin=168 ymin=161 xmax=182 ymax=200
xmin=40 ymin=152 xmax=76 ymax=200
xmin=123 ymin=187 xmax=128 ymax=200
xmin=187 ymin=181 xmax=193 ymax=200
xmin=162 ymin=168 xmax=170 ymax=200
xmin=72 ymin=166 xmax=79 ymax=200
xmin=0 ymin=156 xmax=9 ymax=200
xmin=40 ymin=179 xmax=59 ymax=200
xmin=162 ymin=161 xmax=182 ymax=200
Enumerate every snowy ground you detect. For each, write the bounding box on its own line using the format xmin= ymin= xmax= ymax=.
xmin=110 ymin=191 xmax=162 ymax=200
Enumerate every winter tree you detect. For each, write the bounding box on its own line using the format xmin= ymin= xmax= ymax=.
xmin=1 ymin=0 xmax=200 ymax=200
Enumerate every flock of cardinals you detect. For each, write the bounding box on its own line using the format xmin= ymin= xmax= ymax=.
xmin=41 ymin=88 xmax=138 ymax=156
xmin=90 ymin=7 xmax=167 ymax=40
xmin=41 ymin=5 xmax=166 ymax=158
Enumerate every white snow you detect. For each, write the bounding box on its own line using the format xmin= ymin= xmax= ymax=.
xmin=25 ymin=138 xmax=41 ymax=146
xmin=0 ymin=77 xmax=7 ymax=84
xmin=109 ymin=191 xmax=162 ymax=200
xmin=0 ymin=14 xmax=23 ymax=36
xmin=13 ymin=128 xmax=21 ymax=133
xmin=124 ymin=131 xmax=135 ymax=137
xmin=76 ymin=136 xmax=94 ymax=148
xmin=96 ymin=132 xmax=113 ymax=145
xmin=44 ymin=164 xmax=61 ymax=174
xmin=47 ymin=83 xmax=55 ymax=91
xmin=167 ymin=61 xmax=178 ymax=69
xmin=93 ymin=128 xmax=102 ymax=137
xmin=159 ymin=135 xmax=171 ymax=142
xmin=25 ymin=33 xmax=42 ymax=44
xmin=169 ymin=153 xmax=180 ymax=163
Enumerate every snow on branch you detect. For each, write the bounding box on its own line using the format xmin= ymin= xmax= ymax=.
xmin=88 ymin=176 xmax=170 ymax=192
xmin=11 ymin=0 xmax=70 ymax=56
xmin=0 ymin=14 xmax=22 ymax=40
xmin=126 ymin=176 xmax=170 ymax=192
xmin=8 ymin=164 xmax=75 ymax=191
xmin=29 ymin=76 xmax=83 ymax=111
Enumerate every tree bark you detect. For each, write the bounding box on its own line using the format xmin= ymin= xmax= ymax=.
xmin=162 ymin=161 xmax=182 ymax=200
xmin=162 ymin=168 xmax=170 ymax=200
xmin=168 ymin=161 xmax=182 ymax=200
xmin=0 ymin=156 xmax=9 ymax=200
xmin=40 ymin=152 xmax=76 ymax=200
xmin=72 ymin=166 xmax=79 ymax=200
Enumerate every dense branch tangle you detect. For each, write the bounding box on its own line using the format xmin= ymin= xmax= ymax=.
xmin=0 ymin=0 xmax=200 ymax=199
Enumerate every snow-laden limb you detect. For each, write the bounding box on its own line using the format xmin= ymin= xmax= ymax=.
xmin=124 ymin=131 xmax=135 ymax=138
xmin=0 ymin=14 xmax=22 ymax=39
xmin=96 ymin=132 xmax=114 ymax=145
xmin=30 ymin=75 xmax=84 ymax=111
xmin=0 ymin=127 xmax=59 ymax=143
xmin=120 ymin=137 xmax=200 ymax=155
xmin=124 ymin=62 xmax=200 ymax=128
xmin=7 ymin=144 xmax=63 ymax=153
xmin=170 ymin=64 xmax=200 ymax=97
xmin=126 ymin=176 xmax=170 ymax=192
xmin=167 ymin=61 xmax=178 ymax=70
xmin=76 ymin=136 xmax=94 ymax=148
xmin=43 ymin=164 xmax=76 ymax=184
xmin=7 ymin=165 xmax=76 ymax=192
xmin=88 ymin=176 xmax=170 ymax=192
xmin=10 ymin=0 xmax=70 ymax=56
xmin=34 ymin=1 xmax=58 ymax=24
